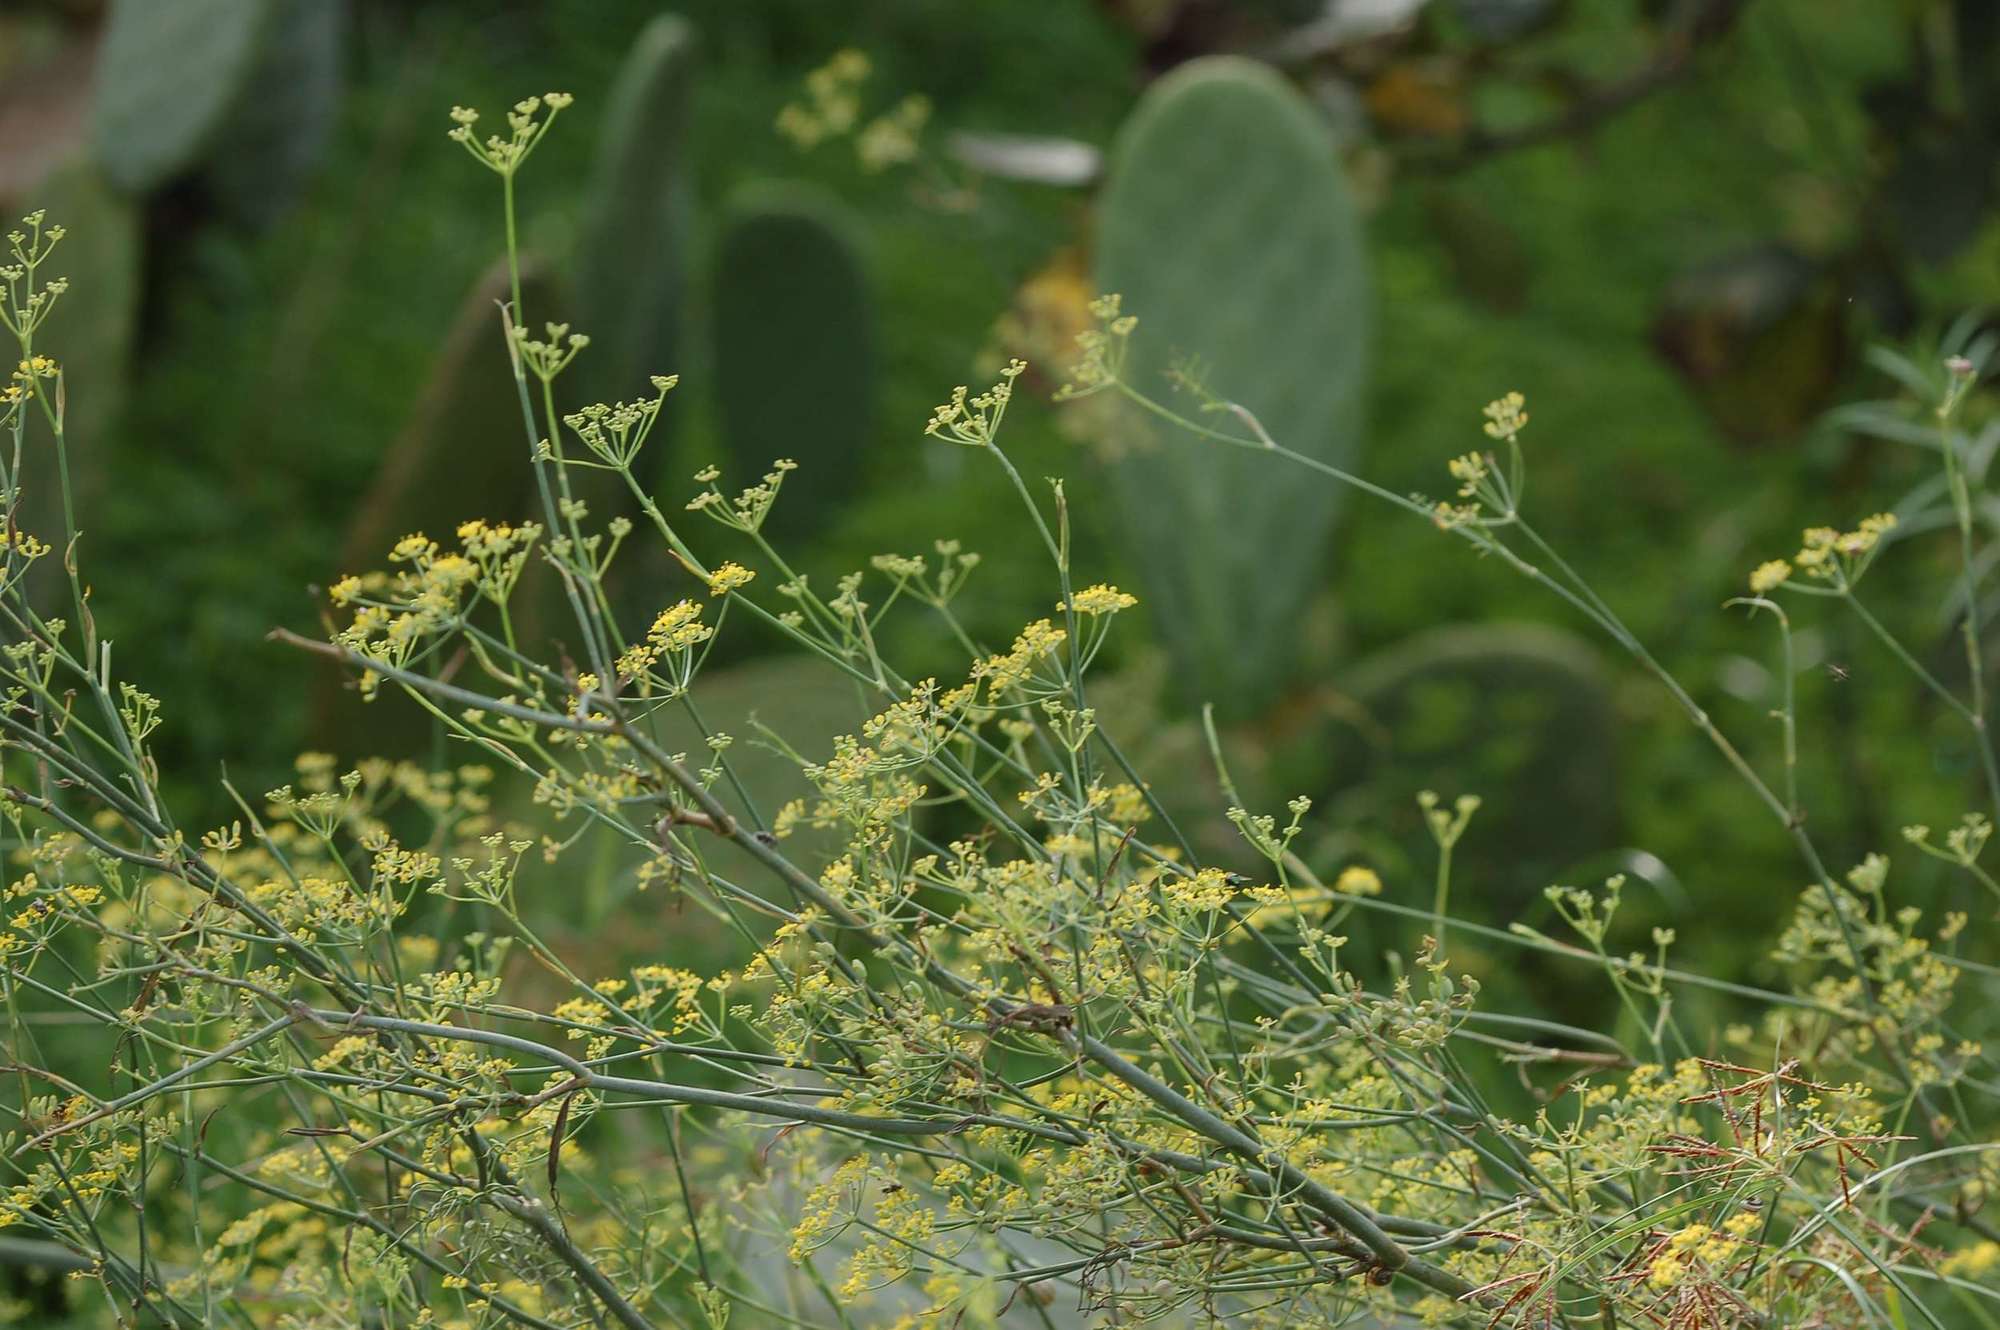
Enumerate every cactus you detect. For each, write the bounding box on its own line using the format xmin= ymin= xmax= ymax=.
xmin=1322 ymin=622 xmax=1619 ymax=893
xmin=710 ymin=184 xmax=875 ymax=540
xmin=206 ymin=0 xmax=347 ymax=229
xmin=1094 ymin=56 xmax=1370 ymax=715
xmin=91 ymin=0 xmax=274 ymax=193
xmin=573 ymin=13 xmax=698 ymax=406
xmin=315 ymin=254 xmax=560 ymax=753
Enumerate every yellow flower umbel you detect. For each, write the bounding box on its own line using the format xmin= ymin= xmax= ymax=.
xmin=926 ymin=360 xmax=1027 ymax=447
xmin=1747 ymin=559 xmax=1791 ymax=594
xmin=775 ymin=50 xmax=870 ymax=151
xmin=445 ymin=92 xmax=574 ymax=176
xmin=1760 ymin=512 xmax=1897 ymax=590
xmin=856 ymin=94 xmax=930 ymax=172
xmin=706 ymin=562 xmax=756 ymax=596
xmin=1334 ymin=865 xmax=1383 ymax=897
xmin=611 ymin=600 xmax=714 ymax=695
xmin=777 ymin=50 xmax=932 ymax=173
xmin=1482 ymin=390 xmax=1528 ymax=442
xmin=1433 ymin=393 xmax=1532 ymax=530
xmin=1447 ymin=451 xmax=1489 ymax=497
xmin=1056 ymin=294 xmax=1136 ymax=399
xmin=1060 ymin=584 xmax=1136 ymax=616
xmin=0 ymin=210 xmax=70 ymax=356
xmin=687 ymin=459 xmax=801 ymax=534
xmin=561 ymin=376 xmax=677 ymax=468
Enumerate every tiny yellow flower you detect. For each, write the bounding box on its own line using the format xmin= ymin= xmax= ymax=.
xmin=1941 ymin=1240 xmax=2000 ymax=1280
xmin=706 ymin=562 xmax=755 ymax=596
xmin=1447 ymin=452 xmax=1489 ymax=497
xmin=1748 ymin=560 xmax=1791 ymax=594
xmin=1061 ymin=584 xmax=1136 ymax=615
xmin=1334 ymin=866 xmax=1382 ymax=897
xmin=1482 ymin=391 xmax=1528 ymax=441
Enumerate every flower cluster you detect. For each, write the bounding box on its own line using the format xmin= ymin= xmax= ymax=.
xmin=1749 ymin=511 xmax=1898 ymax=592
xmin=1056 ymin=293 xmax=1137 ymax=399
xmin=924 ymin=359 xmax=1026 ymax=446
xmin=776 ymin=48 xmax=931 ymax=172
xmin=0 ymin=209 xmax=68 ymax=351
xmin=1482 ymin=389 xmax=1529 ymax=440
xmin=333 ymin=519 xmax=542 ymax=671
xmin=0 ymin=99 xmax=1992 ymax=1330
xmin=561 ymin=375 xmax=677 ymax=466
xmin=446 ymin=91 xmax=574 ymax=174
xmin=610 ymin=599 xmax=714 ymax=691
xmin=1060 ymin=583 xmax=1136 ymax=615
xmin=686 ymin=458 xmax=800 ymax=533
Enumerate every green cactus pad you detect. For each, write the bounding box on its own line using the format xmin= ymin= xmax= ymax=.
xmin=1325 ymin=622 xmax=1619 ymax=895
xmin=207 ymin=0 xmax=346 ymax=229
xmin=92 ymin=0 xmax=274 ymax=193
xmin=574 ymin=13 xmax=698 ymax=405
xmin=710 ymin=184 xmax=875 ymax=540
xmin=1095 ymin=56 xmax=1369 ymax=714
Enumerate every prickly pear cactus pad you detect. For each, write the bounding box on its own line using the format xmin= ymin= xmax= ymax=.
xmin=1096 ymin=56 xmax=1369 ymax=714
xmin=91 ymin=0 xmax=274 ymax=194
xmin=207 ymin=0 xmax=346 ymax=229
xmin=575 ymin=13 xmax=697 ymax=406
xmin=711 ymin=185 xmax=875 ymax=539
xmin=1329 ymin=622 xmax=1619 ymax=896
